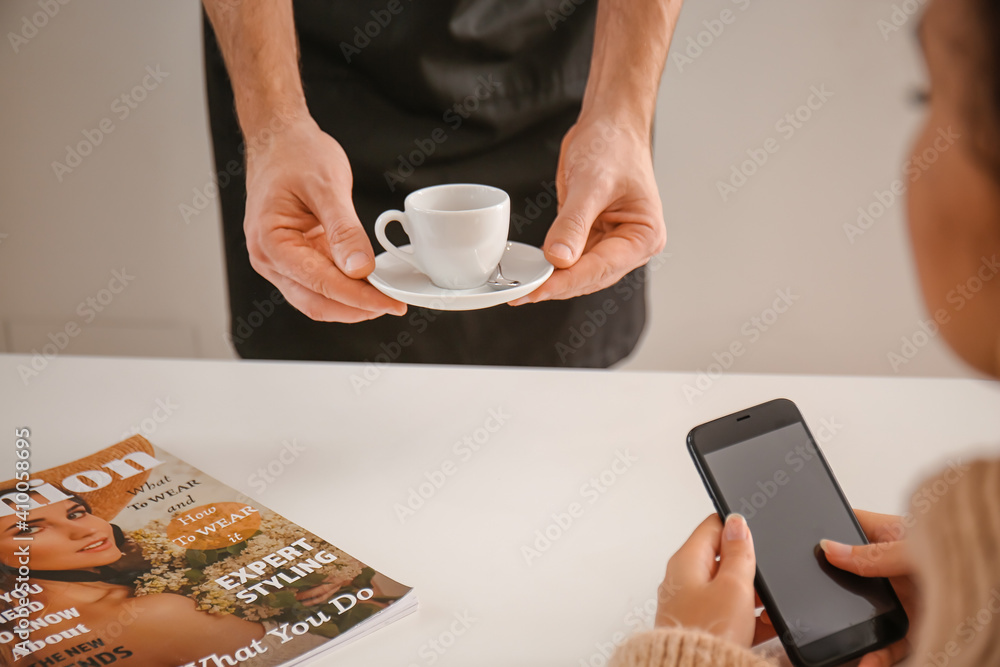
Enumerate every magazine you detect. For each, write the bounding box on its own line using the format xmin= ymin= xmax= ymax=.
xmin=0 ymin=436 xmax=416 ymax=667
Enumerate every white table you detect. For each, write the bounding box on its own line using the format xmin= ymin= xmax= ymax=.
xmin=2 ymin=354 xmax=998 ymax=666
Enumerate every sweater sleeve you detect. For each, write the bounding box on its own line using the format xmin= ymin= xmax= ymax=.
xmin=609 ymin=628 xmax=778 ymax=667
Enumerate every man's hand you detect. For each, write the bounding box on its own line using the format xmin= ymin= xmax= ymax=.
xmin=203 ymin=0 xmax=405 ymax=323
xmin=508 ymin=0 xmax=679 ymax=306
xmin=509 ymin=116 xmax=665 ymax=304
xmin=243 ymin=117 xmax=406 ymax=322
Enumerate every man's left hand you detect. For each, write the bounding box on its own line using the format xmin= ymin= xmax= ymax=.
xmin=510 ymin=115 xmax=665 ymax=305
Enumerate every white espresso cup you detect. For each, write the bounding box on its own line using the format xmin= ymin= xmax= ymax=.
xmin=374 ymin=183 xmax=510 ymax=290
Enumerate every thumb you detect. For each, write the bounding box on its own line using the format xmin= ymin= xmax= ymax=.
xmin=718 ymin=514 xmax=756 ymax=583
xmin=543 ymin=188 xmax=605 ymax=268
xmin=303 ymin=183 xmax=376 ymax=279
xmin=820 ymin=538 xmax=911 ymax=578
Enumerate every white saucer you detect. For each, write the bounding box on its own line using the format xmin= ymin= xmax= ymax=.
xmin=367 ymin=241 xmax=553 ymax=311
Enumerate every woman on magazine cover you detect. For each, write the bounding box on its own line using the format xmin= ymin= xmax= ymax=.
xmin=0 ymin=490 xmax=344 ymax=667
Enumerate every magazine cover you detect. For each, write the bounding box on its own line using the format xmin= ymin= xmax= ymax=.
xmin=0 ymin=436 xmax=416 ymax=667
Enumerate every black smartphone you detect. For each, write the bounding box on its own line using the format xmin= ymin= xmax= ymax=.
xmin=686 ymin=398 xmax=908 ymax=667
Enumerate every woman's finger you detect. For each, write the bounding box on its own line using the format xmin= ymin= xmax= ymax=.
xmin=857 ymin=637 xmax=910 ymax=667
xmin=820 ymin=538 xmax=912 ymax=578
xmin=664 ymin=514 xmax=724 ymax=586
xmin=853 ymin=509 xmax=906 ymax=543
xmin=753 ymin=616 xmax=778 ymax=646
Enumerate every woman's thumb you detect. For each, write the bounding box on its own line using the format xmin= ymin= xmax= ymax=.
xmin=719 ymin=514 xmax=756 ymax=582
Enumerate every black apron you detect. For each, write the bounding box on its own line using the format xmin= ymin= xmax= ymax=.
xmin=202 ymin=0 xmax=646 ymax=367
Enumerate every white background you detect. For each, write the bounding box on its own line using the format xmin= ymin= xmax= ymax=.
xmin=0 ymin=0 xmax=974 ymax=379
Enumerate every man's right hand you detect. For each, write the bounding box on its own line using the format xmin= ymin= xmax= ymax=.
xmin=243 ymin=117 xmax=406 ymax=322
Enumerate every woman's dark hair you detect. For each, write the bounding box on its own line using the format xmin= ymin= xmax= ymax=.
xmin=967 ymin=0 xmax=1000 ymax=179
xmin=0 ymin=487 xmax=141 ymax=586
xmin=0 ymin=487 xmax=104 ymax=534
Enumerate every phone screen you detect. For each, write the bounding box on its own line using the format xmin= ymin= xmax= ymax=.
xmin=703 ymin=422 xmax=898 ymax=645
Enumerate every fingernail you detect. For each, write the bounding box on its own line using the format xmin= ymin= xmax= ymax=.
xmin=724 ymin=513 xmax=748 ymax=541
xmin=548 ymin=243 xmax=573 ymax=262
xmin=345 ymin=252 xmax=369 ymax=273
xmin=820 ymin=539 xmax=852 ymax=558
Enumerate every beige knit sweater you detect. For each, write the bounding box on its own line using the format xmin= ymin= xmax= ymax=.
xmin=611 ymin=459 xmax=1000 ymax=667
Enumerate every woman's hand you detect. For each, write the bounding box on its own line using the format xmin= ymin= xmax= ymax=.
xmin=820 ymin=509 xmax=919 ymax=667
xmin=655 ymin=513 xmax=768 ymax=648
xmin=293 ymin=582 xmax=342 ymax=606
xmin=293 ymin=571 xmax=357 ymax=606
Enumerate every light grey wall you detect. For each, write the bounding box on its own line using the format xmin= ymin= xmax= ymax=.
xmin=1 ymin=1 xmax=230 ymax=361
xmin=622 ymin=0 xmax=972 ymax=379
xmin=0 ymin=0 xmax=975 ymax=379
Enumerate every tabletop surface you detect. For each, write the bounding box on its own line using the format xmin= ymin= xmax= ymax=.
xmin=2 ymin=354 xmax=999 ymax=666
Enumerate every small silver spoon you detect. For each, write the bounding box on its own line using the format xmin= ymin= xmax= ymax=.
xmin=487 ymin=263 xmax=520 ymax=289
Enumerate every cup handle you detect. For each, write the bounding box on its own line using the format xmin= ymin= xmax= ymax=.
xmin=374 ymin=209 xmax=421 ymax=271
